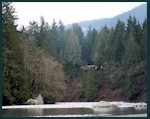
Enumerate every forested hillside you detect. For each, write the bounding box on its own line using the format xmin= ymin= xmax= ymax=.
xmin=2 ymin=2 xmax=147 ymax=105
xmin=67 ymin=3 xmax=147 ymax=34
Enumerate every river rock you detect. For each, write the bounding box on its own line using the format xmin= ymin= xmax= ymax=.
xmin=93 ymin=101 xmax=116 ymax=113
xmin=97 ymin=101 xmax=112 ymax=107
xmin=25 ymin=94 xmax=44 ymax=105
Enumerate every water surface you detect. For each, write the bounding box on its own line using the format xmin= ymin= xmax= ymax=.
xmin=2 ymin=107 xmax=146 ymax=117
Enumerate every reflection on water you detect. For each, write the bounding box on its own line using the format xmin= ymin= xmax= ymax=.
xmin=2 ymin=108 xmax=94 ymax=117
xmin=94 ymin=107 xmax=147 ymax=115
xmin=2 ymin=107 xmax=147 ymax=117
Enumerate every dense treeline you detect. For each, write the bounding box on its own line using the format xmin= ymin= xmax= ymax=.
xmin=2 ymin=2 xmax=31 ymax=105
xmin=2 ymin=3 xmax=147 ymax=105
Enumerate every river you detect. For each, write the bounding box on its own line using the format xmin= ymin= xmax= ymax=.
xmin=2 ymin=102 xmax=147 ymax=117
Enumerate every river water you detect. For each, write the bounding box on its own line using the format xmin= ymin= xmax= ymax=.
xmin=2 ymin=102 xmax=147 ymax=117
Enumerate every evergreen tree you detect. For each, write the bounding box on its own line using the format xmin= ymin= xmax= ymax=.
xmin=122 ymin=27 xmax=141 ymax=70
xmin=72 ymin=24 xmax=85 ymax=63
xmin=27 ymin=21 xmax=39 ymax=35
xmin=51 ymin=19 xmax=59 ymax=56
xmin=64 ymin=29 xmax=81 ymax=65
xmin=135 ymin=21 xmax=142 ymax=44
xmin=82 ymin=70 xmax=98 ymax=101
xmin=83 ymin=27 xmax=97 ymax=64
xmin=140 ymin=19 xmax=147 ymax=61
xmin=92 ymin=26 xmax=111 ymax=65
xmin=2 ymin=2 xmax=30 ymax=105
xmin=35 ymin=16 xmax=53 ymax=54
xmin=112 ymin=20 xmax=125 ymax=62
xmin=58 ymin=20 xmax=66 ymax=61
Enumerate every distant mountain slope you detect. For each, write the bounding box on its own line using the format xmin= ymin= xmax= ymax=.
xmin=66 ymin=3 xmax=147 ymax=33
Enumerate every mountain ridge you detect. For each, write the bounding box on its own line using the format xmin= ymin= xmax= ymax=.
xmin=66 ymin=3 xmax=147 ymax=33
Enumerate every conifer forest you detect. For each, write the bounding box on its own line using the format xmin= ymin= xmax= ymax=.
xmin=2 ymin=2 xmax=147 ymax=105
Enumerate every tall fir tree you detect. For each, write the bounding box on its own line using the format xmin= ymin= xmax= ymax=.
xmin=112 ymin=20 xmax=125 ymax=63
xmin=2 ymin=2 xmax=30 ymax=105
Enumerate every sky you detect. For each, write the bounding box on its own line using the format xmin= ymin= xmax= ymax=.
xmin=12 ymin=2 xmax=146 ymax=29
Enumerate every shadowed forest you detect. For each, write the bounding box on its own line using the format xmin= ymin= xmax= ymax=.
xmin=2 ymin=2 xmax=147 ymax=105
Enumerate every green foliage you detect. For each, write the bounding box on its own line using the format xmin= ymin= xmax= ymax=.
xmin=2 ymin=3 xmax=147 ymax=104
xmin=92 ymin=26 xmax=112 ymax=65
xmin=82 ymin=70 xmax=98 ymax=101
xmin=124 ymin=76 xmax=140 ymax=101
xmin=64 ymin=63 xmax=80 ymax=83
xmin=83 ymin=27 xmax=97 ymax=64
xmin=64 ymin=29 xmax=81 ymax=65
xmin=35 ymin=16 xmax=53 ymax=54
xmin=140 ymin=19 xmax=147 ymax=61
xmin=122 ymin=28 xmax=141 ymax=70
xmin=112 ymin=20 xmax=125 ymax=62
xmin=2 ymin=2 xmax=30 ymax=105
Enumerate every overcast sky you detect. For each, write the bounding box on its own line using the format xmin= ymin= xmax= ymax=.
xmin=12 ymin=2 xmax=146 ymax=28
